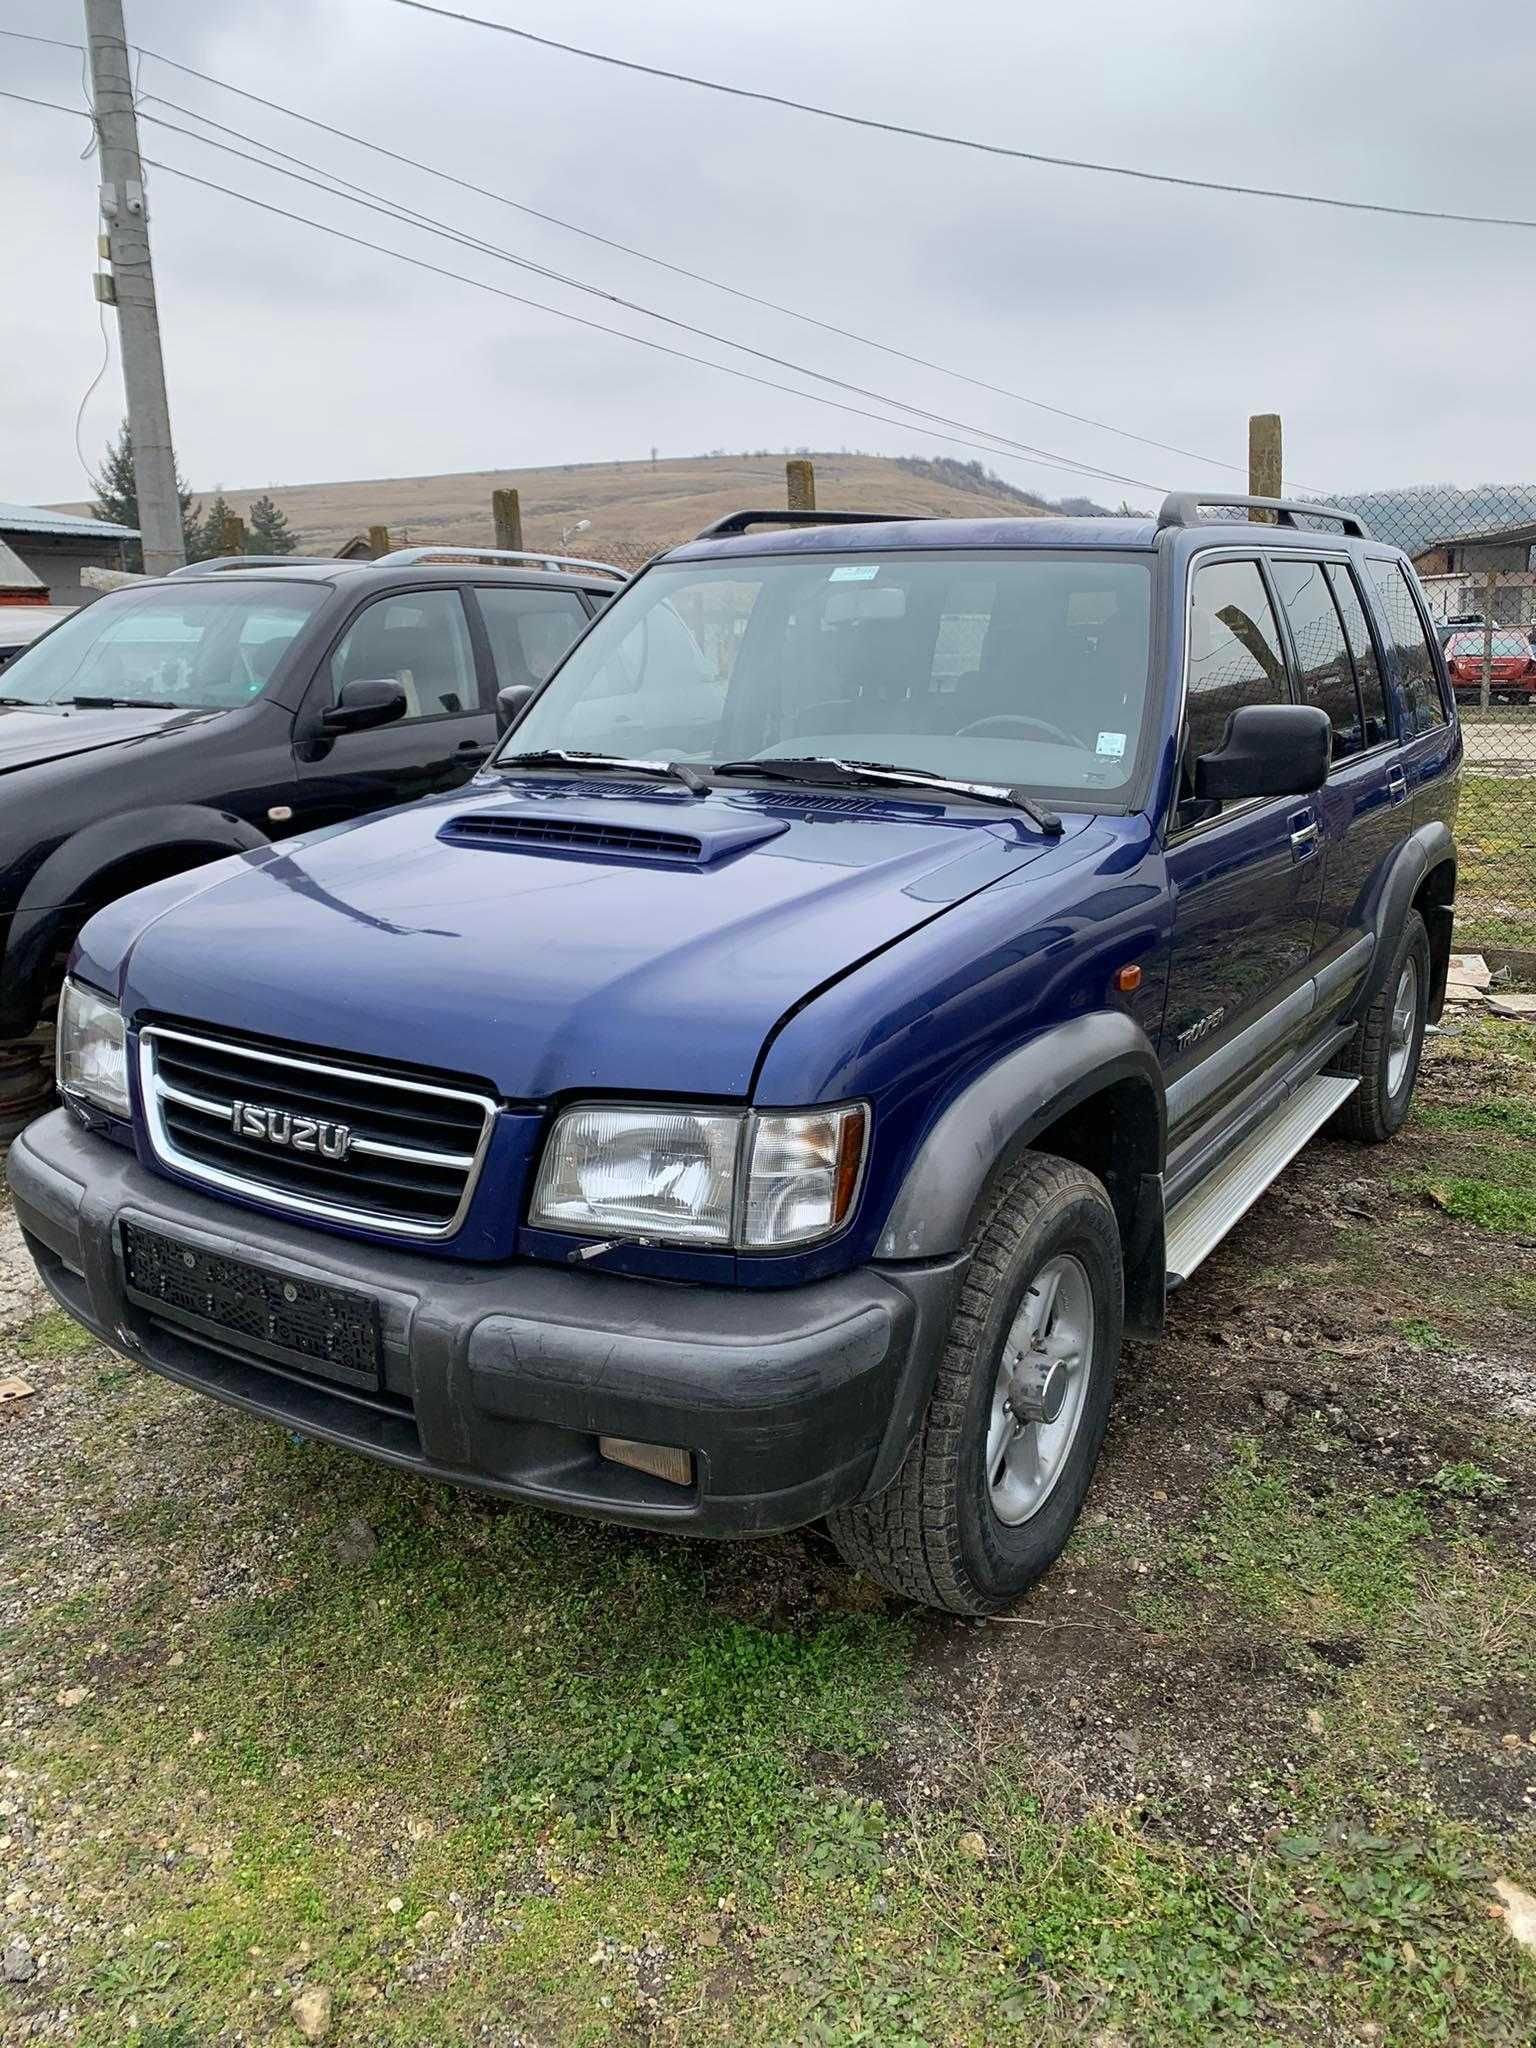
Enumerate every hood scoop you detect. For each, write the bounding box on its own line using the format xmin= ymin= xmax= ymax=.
xmin=438 ymin=803 xmax=789 ymax=867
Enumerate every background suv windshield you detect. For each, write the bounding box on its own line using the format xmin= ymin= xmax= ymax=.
xmin=505 ymin=551 xmax=1154 ymax=797
xmin=0 ymin=581 xmax=327 ymax=710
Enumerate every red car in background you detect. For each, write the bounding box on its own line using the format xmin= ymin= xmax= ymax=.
xmin=1444 ymin=629 xmax=1536 ymax=702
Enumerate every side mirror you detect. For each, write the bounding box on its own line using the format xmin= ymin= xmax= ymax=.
xmin=495 ymin=682 xmax=535 ymax=735
xmin=1194 ymin=702 xmax=1331 ymax=803
xmin=322 ymin=677 xmax=408 ymax=734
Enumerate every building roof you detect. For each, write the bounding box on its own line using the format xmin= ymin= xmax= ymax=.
xmin=1418 ymin=518 xmax=1536 ymax=553
xmin=0 ymin=500 xmax=139 ymax=541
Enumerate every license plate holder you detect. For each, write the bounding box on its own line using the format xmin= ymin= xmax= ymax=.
xmin=120 ymin=1221 xmax=383 ymax=1392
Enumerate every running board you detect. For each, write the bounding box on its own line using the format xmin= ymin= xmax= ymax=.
xmin=1165 ymin=1074 xmax=1358 ymax=1286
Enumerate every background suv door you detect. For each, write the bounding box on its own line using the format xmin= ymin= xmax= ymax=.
xmin=1162 ymin=555 xmax=1325 ymax=1134
xmin=291 ymin=586 xmax=494 ymax=832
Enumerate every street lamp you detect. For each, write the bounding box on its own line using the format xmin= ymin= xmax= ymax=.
xmin=561 ymin=517 xmax=591 ymax=550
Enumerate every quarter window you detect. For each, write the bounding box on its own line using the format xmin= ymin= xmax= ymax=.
xmin=1326 ymin=566 xmax=1391 ymax=747
xmin=326 ymin=590 xmax=478 ymax=722
xmin=1365 ymin=561 xmax=1449 ymax=736
xmin=1183 ymin=559 xmax=1288 ymax=792
xmin=1270 ymin=558 xmax=1362 ymax=763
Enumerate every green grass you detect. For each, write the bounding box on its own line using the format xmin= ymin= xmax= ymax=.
xmin=1171 ymin=1437 xmax=1431 ymax=1631
xmin=1421 ymin=1175 xmax=1536 ymax=1236
xmin=14 ymin=1306 xmax=99 ymax=1362
xmin=1397 ymin=1317 xmax=1455 ymax=1353
xmin=1457 ymin=774 xmax=1536 ymax=951
xmin=1415 ymin=1097 xmax=1536 ymax=1141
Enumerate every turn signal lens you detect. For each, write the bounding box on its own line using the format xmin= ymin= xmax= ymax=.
xmin=742 ymin=1104 xmax=868 ymax=1248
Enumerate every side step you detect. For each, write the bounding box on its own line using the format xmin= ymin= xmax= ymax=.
xmin=1165 ymin=1073 xmax=1358 ymax=1286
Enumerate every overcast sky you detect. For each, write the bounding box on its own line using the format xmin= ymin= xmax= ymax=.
xmin=4 ymin=0 xmax=1534 ymax=508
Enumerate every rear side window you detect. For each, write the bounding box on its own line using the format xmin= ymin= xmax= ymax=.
xmin=1184 ymin=559 xmax=1288 ymax=772
xmin=1326 ymin=565 xmax=1391 ymax=747
xmin=1269 ymin=558 xmax=1362 ymax=763
xmin=1365 ymin=561 xmax=1449 ymax=736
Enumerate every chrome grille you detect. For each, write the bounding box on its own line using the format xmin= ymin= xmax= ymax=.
xmin=139 ymin=1026 xmax=497 ymax=1239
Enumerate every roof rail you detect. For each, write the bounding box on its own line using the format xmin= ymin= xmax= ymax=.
xmin=164 ymin=554 xmax=323 ymax=577
xmin=693 ymin=508 xmax=919 ymax=540
xmin=375 ymin=545 xmax=627 ymax=579
xmin=1156 ymin=493 xmax=1370 ymax=539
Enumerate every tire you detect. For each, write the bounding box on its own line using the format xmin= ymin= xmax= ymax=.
xmin=1332 ymin=909 xmax=1431 ymax=1144
xmin=828 ymin=1153 xmax=1122 ymax=1615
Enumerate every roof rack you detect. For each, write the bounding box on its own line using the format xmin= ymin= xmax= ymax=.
xmin=1156 ymin=493 xmax=1370 ymax=539
xmin=693 ymin=508 xmax=918 ymax=540
xmin=164 ymin=554 xmax=324 ymax=578
xmin=375 ymin=545 xmax=627 ymax=579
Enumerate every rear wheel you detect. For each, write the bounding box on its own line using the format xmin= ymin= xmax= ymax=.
xmin=1332 ymin=909 xmax=1431 ymax=1143
xmin=828 ymin=1153 xmax=1121 ymax=1615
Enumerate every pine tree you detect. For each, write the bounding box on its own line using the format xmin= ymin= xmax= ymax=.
xmin=247 ymin=494 xmax=297 ymax=554
xmin=90 ymin=417 xmax=202 ymax=570
xmin=195 ymin=492 xmax=239 ymax=561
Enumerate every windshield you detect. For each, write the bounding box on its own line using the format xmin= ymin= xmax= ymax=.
xmin=1448 ymin=632 xmax=1528 ymax=658
xmin=502 ymin=550 xmax=1154 ymax=799
xmin=0 ymin=581 xmax=327 ymax=709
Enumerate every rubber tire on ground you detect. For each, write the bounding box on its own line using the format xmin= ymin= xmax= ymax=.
xmin=1332 ymin=908 xmax=1431 ymax=1144
xmin=828 ymin=1152 xmax=1122 ymax=1615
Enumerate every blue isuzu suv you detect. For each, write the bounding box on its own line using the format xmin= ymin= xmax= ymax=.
xmin=9 ymin=495 xmax=1460 ymax=1613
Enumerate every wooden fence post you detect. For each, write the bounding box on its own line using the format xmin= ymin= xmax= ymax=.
xmin=492 ymin=489 xmax=524 ymax=552
xmin=786 ymin=458 xmax=816 ymax=512
xmin=1248 ymin=414 xmax=1282 ymax=521
xmin=220 ymin=513 xmax=247 ymax=554
xmin=367 ymin=523 xmax=391 ymax=557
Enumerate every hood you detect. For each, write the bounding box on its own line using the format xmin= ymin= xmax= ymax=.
xmin=0 ymin=703 xmax=212 ymax=776
xmin=96 ymin=779 xmax=1090 ymax=1100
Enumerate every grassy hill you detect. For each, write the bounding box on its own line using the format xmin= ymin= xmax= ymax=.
xmin=61 ymin=452 xmax=1109 ymax=564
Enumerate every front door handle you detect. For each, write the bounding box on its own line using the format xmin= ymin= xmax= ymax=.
xmin=1387 ymin=765 xmax=1409 ymax=805
xmin=1288 ymin=808 xmax=1320 ymax=861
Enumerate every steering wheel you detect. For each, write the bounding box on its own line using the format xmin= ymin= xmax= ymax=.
xmin=957 ymin=712 xmax=1084 ymax=748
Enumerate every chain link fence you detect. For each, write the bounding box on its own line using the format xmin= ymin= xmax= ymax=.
xmin=1325 ymin=485 xmax=1536 ymax=957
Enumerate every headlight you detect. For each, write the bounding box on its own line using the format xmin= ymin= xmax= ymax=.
xmin=56 ymin=978 xmax=130 ymax=1119
xmin=530 ymin=1102 xmax=868 ymax=1250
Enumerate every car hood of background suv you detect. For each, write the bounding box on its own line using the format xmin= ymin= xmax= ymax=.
xmin=85 ymin=779 xmax=1088 ymax=1101
xmin=0 ymin=703 xmax=210 ymax=775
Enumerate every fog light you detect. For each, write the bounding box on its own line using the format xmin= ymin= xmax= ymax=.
xmin=598 ymin=1436 xmax=695 ymax=1487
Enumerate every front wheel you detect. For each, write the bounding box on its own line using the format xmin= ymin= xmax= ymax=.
xmin=828 ymin=1153 xmax=1122 ymax=1615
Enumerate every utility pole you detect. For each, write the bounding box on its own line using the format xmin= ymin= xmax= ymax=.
xmin=85 ymin=0 xmax=185 ymax=574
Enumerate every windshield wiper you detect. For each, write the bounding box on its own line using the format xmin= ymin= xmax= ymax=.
xmin=57 ymin=695 xmax=179 ymax=710
xmin=713 ymin=756 xmax=1063 ymax=834
xmin=497 ymin=748 xmax=709 ymax=794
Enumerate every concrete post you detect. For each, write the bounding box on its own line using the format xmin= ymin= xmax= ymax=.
xmin=786 ymin=458 xmax=816 ymax=512
xmin=492 ymin=489 xmax=524 ymax=552
xmin=368 ymin=524 xmax=391 ymax=558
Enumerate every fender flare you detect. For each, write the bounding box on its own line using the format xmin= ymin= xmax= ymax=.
xmin=1352 ymin=819 xmax=1456 ymax=1023
xmin=875 ymin=1010 xmax=1166 ymax=1261
xmin=2 ymin=806 xmax=266 ymax=1037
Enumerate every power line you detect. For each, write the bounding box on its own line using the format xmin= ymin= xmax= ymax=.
xmin=129 ymin=98 xmax=1168 ymax=492
xmin=376 ymin=0 xmax=1536 ymax=234
xmin=137 ymin=152 xmax=1171 ymax=493
xmin=125 ymin=47 xmax=1252 ymax=480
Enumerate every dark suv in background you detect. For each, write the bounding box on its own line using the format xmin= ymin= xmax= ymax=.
xmin=0 ymin=547 xmax=622 ymax=1137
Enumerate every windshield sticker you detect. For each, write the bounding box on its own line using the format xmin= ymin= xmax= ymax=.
xmin=828 ymin=564 xmax=880 ymax=582
xmin=1096 ymin=731 xmax=1127 ymax=758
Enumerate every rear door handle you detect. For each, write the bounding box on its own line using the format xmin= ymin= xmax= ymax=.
xmin=1288 ymin=808 xmax=1320 ymax=861
xmin=1387 ymin=765 xmax=1409 ymax=805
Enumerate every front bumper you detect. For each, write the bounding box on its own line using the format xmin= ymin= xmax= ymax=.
xmin=8 ymin=1111 xmax=962 ymax=1537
